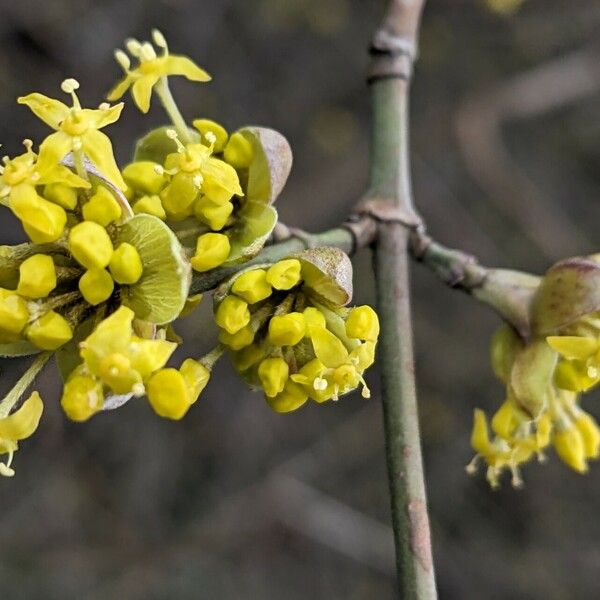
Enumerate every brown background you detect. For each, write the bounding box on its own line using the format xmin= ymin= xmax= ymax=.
xmin=0 ymin=0 xmax=599 ymax=598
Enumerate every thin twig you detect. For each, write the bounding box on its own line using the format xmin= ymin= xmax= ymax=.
xmin=368 ymin=0 xmax=436 ymax=598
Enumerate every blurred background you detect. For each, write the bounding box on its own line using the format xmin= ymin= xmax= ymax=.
xmin=0 ymin=0 xmax=599 ymax=598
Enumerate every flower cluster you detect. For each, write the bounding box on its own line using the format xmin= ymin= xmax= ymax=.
xmin=469 ymin=257 xmax=600 ymax=488
xmin=214 ymin=253 xmax=378 ymax=413
xmin=0 ymin=31 xmax=377 ymax=477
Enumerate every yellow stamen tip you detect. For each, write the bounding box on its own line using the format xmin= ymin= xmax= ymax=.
xmin=61 ymin=78 xmax=80 ymax=94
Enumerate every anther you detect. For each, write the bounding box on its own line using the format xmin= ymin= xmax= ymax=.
xmin=98 ymin=102 xmax=110 ymax=111
xmin=22 ymin=139 xmax=33 ymax=152
xmin=193 ymin=174 xmax=204 ymax=189
xmin=152 ymin=29 xmax=168 ymax=50
xmin=204 ymin=131 xmax=216 ymax=146
xmin=126 ymin=38 xmax=142 ymax=57
xmin=114 ymin=49 xmax=131 ymax=71
xmin=61 ymin=78 xmax=80 ymax=94
xmin=140 ymin=41 xmax=157 ymax=62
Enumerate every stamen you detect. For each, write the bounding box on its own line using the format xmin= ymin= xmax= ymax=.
xmin=165 ymin=129 xmax=186 ymax=153
xmin=114 ymin=49 xmax=131 ymax=71
xmin=587 ymin=365 xmax=598 ymax=378
xmin=22 ymin=138 xmax=34 ymax=152
xmin=204 ymin=131 xmax=216 ymax=147
xmin=510 ymin=464 xmax=523 ymax=489
xmin=465 ymin=455 xmax=479 ymax=475
xmin=313 ymin=377 xmax=327 ymax=391
xmin=140 ymin=41 xmax=157 ymax=62
xmin=0 ymin=451 xmax=15 ymax=477
xmin=61 ymin=78 xmax=80 ymax=94
xmin=98 ymin=102 xmax=110 ymax=111
xmin=126 ymin=38 xmax=142 ymax=57
xmin=153 ymin=165 xmax=165 ymax=175
xmin=152 ymin=29 xmax=168 ymax=51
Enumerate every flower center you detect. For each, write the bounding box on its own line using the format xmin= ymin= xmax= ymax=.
xmin=62 ymin=110 xmax=89 ymax=136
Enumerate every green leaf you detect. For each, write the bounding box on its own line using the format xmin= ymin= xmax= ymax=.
xmin=237 ymin=127 xmax=293 ymax=205
xmin=295 ymin=247 xmax=353 ymax=306
xmin=0 ymin=340 xmax=41 ymax=358
xmin=133 ymin=126 xmax=200 ymax=164
xmin=223 ymin=201 xmax=278 ymax=265
xmin=116 ymin=214 xmax=191 ymax=325
xmin=531 ymin=258 xmax=600 ymax=334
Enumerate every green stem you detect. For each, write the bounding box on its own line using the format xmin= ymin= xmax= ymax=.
xmin=0 ymin=352 xmax=52 ymax=418
xmin=368 ymin=1 xmax=436 ymax=598
xmin=155 ymin=77 xmax=192 ymax=144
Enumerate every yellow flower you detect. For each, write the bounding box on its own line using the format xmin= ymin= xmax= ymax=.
xmin=191 ymin=232 xmax=231 ymax=272
xmin=107 ymin=31 xmax=211 ymax=113
xmin=345 ymin=305 xmax=380 ymax=341
xmin=61 ymin=367 xmax=104 ymax=422
xmin=69 ymin=221 xmax=114 ymax=270
xmin=17 ymin=254 xmax=57 ymax=299
xmin=266 ymin=259 xmax=302 ymax=290
xmin=0 ymin=139 xmax=89 ymax=206
xmin=79 ymin=306 xmax=176 ymax=395
xmin=109 ymin=243 xmax=143 ymax=285
xmin=78 ymin=269 xmax=114 ymax=306
xmin=215 ymin=295 xmax=250 ymax=334
xmin=18 ymin=79 xmax=126 ymax=189
xmin=26 ymin=310 xmax=73 ymax=350
xmin=268 ymin=312 xmax=306 ymax=346
xmin=82 ymin=185 xmax=122 ymax=226
xmin=258 ymin=357 xmax=289 ymax=398
xmin=231 ymin=269 xmax=272 ymax=304
xmin=0 ymin=391 xmax=43 ymax=477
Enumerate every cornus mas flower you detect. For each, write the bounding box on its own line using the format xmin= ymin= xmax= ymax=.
xmin=18 ymin=79 xmax=126 ymax=189
xmin=108 ymin=29 xmax=211 ymax=114
xmin=468 ymin=253 xmax=600 ymax=488
xmin=0 ymin=29 xmax=372 ymax=479
xmin=214 ymin=250 xmax=379 ymax=413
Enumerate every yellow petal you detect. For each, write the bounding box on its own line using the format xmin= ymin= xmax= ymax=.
xmin=202 ymin=157 xmax=243 ymax=197
xmin=132 ymin=74 xmax=159 ymax=113
xmin=471 ymin=409 xmax=492 ymax=456
xmin=82 ymin=102 xmax=124 ymax=129
xmin=107 ymin=75 xmax=134 ymax=101
xmin=309 ymin=325 xmax=349 ymax=368
xmin=38 ymin=164 xmax=90 ymax=189
xmin=82 ymin=129 xmax=127 ymax=189
xmin=0 ymin=391 xmax=43 ymax=441
xmin=17 ymin=93 xmax=69 ymax=129
xmin=163 ymin=55 xmax=211 ymax=82
xmin=37 ymin=131 xmax=73 ymax=174
xmin=546 ymin=336 xmax=598 ymax=360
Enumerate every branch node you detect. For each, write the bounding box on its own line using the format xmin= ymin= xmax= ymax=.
xmin=353 ymin=197 xmax=424 ymax=231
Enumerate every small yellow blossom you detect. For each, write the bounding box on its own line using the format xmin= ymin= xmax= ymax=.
xmin=194 ymin=197 xmax=233 ymax=230
xmin=109 ymin=243 xmax=143 ymax=285
xmin=108 ymin=31 xmax=211 ymax=113
xmin=17 ymin=254 xmax=56 ymax=299
xmin=345 ymin=305 xmax=380 ymax=341
xmin=0 ymin=289 xmax=29 ymax=341
xmin=266 ymin=381 xmax=308 ymax=413
xmin=61 ymin=367 xmax=104 ymax=422
xmin=26 ymin=310 xmax=73 ymax=350
xmin=223 ymin=132 xmax=254 ymax=169
xmin=180 ymin=358 xmax=210 ymax=404
xmin=258 ymin=357 xmax=289 ymax=398
xmin=231 ymin=269 xmax=272 ymax=304
xmin=133 ymin=194 xmax=166 ymax=219
xmin=82 ymin=185 xmax=122 ymax=226
xmin=78 ymin=268 xmax=114 ymax=305
xmin=0 ymin=391 xmax=43 ymax=477
xmin=215 ymin=295 xmax=250 ymax=334
xmin=266 ymin=259 xmax=302 ymax=290
xmin=219 ymin=325 xmax=255 ymax=350
xmin=122 ymin=161 xmax=167 ymax=195
xmin=18 ymin=79 xmax=126 ymax=189
xmin=268 ymin=313 xmax=306 ymax=346
xmin=191 ymin=232 xmax=231 ymax=272
xmin=146 ymin=368 xmax=190 ymax=419
xmin=69 ymin=221 xmax=114 ymax=270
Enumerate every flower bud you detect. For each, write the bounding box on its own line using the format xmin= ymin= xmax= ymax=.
xmin=146 ymin=368 xmax=190 ymax=419
xmin=44 ymin=183 xmax=78 ymax=210
xmin=345 ymin=305 xmax=379 ymax=341
xmin=194 ymin=197 xmax=233 ymax=230
xmin=303 ymin=307 xmax=326 ymax=329
xmin=0 ymin=290 xmax=29 ymax=339
xmin=180 ymin=358 xmax=210 ymax=403
xmin=26 ymin=310 xmax=73 ymax=350
xmin=82 ymin=185 xmax=122 ymax=226
xmin=193 ymin=119 xmax=229 ymax=153
xmin=232 ymin=344 xmax=265 ymax=372
xmin=268 ymin=312 xmax=306 ymax=346
xmin=12 ymin=194 xmax=67 ymax=243
xmin=127 ymin=338 xmax=176 ymax=380
xmin=231 ymin=269 xmax=272 ymax=304
xmin=258 ymin=357 xmax=289 ymax=398
xmin=109 ymin=242 xmax=143 ymax=284
xmin=491 ymin=399 xmax=517 ymax=440
xmin=133 ymin=195 xmax=166 ymax=219
xmin=69 ymin=221 xmax=114 ymax=269
xmin=160 ymin=173 xmax=198 ymax=220
xmin=219 ymin=325 xmax=255 ymax=350
xmin=17 ymin=254 xmax=56 ymax=299
xmin=79 ymin=268 xmax=114 ymax=305
xmin=215 ymin=295 xmax=250 ymax=334
xmin=266 ymin=259 xmax=301 ymax=291
xmin=266 ymin=381 xmax=308 ymax=413
xmin=191 ymin=233 xmax=231 ymax=272
xmin=224 ymin=132 xmax=253 ymax=169
xmin=61 ymin=369 xmax=104 ymax=422
xmin=122 ymin=161 xmax=167 ymax=195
